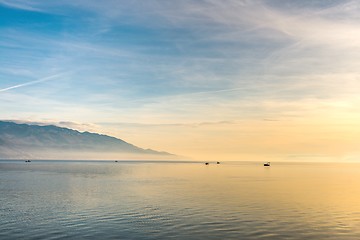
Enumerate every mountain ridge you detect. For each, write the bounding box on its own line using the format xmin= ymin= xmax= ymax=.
xmin=0 ymin=121 xmax=176 ymax=160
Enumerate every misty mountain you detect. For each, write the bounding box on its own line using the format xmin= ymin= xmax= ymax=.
xmin=0 ymin=121 xmax=176 ymax=160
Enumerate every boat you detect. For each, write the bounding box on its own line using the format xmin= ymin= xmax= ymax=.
xmin=205 ymin=162 xmax=209 ymax=165
xmin=263 ymin=162 xmax=270 ymax=166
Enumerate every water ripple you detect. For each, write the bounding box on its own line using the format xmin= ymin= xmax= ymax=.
xmin=2 ymin=161 xmax=360 ymax=239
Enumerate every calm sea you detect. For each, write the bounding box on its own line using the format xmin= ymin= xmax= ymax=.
xmin=1 ymin=160 xmax=360 ymax=239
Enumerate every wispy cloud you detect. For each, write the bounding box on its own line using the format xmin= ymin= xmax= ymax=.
xmin=0 ymin=72 xmax=69 ymax=93
xmin=0 ymin=0 xmax=43 ymax=12
xmin=2 ymin=0 xmax=360 ymax=160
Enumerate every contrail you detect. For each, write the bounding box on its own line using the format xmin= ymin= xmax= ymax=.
xmin=0 ymin=72 xmax=68 ymax=93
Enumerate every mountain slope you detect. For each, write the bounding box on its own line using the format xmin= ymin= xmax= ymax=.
xmin=0 ymin=121 xmax=176 ymax=160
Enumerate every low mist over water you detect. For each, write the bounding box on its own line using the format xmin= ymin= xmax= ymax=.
xmin=1 ymin=160 xmax=360 ymax=239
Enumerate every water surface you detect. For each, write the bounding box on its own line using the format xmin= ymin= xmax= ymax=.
xmin=1 ymin=160 xmax=360 ymax=239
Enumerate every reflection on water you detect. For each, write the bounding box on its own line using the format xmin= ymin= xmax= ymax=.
xmin=1 ymin=161 xmax=360 ymax=239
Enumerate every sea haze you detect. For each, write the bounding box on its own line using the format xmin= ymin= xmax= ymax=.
xmin=1 ymin=160 xmax=360 ymax=239
xmin=0 ymin=121 xmax=176 ymax=160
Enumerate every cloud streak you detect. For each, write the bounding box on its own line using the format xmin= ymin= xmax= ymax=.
xmin=2 ymin=0 xmax=360 ymax=160
xmin=0 ymin=72 xmax=69 ymax=93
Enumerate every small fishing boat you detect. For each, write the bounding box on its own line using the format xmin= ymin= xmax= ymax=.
xmin=205 ymin=162 xmax=209 ymax=165
xmin=264 ymin=162 xmax=270 ymax=166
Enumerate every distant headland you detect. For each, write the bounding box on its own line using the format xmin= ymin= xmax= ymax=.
xmin=0 ymin=121 xmax=178 ymax=160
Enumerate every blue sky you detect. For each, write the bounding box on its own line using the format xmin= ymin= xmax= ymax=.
xmin=1 ymin=0 xmax=360 ymax=160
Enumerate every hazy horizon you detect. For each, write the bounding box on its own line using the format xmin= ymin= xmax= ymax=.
xmin=1 ymin=0 xmax=360 ymax=161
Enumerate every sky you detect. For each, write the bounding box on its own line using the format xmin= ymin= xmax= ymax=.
xmin=1 ymin=0 xmax=360 ymax=161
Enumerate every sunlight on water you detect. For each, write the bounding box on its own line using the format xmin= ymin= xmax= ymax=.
xmin=1 ymin=161 xmax=360 ymax=239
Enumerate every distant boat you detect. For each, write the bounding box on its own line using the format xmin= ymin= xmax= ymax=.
xmin=205 ymin=162 xmax=209 ymax=165
xmin=216 ymin=161 xmax=220 ymax=164
xmin=264 ymin=162 xmax=270 ymax=166
xmin=25 ymin=160 xmax=31 ymax=163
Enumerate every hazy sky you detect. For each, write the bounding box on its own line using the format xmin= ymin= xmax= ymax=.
xmin=1 ymin=0 xmax=360 ymax=161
